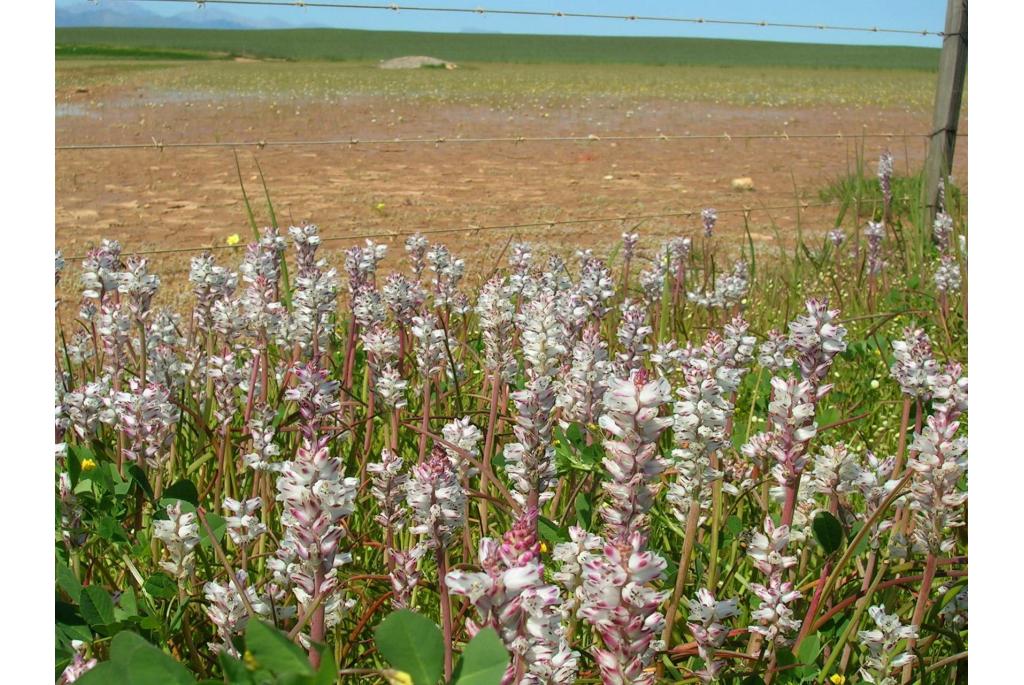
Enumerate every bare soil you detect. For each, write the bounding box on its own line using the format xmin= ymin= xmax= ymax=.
xmin=55 ymin=69 xmax=967 ymax=298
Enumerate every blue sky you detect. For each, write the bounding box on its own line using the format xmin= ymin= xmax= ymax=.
xmin=55 ymin=0 xmax=947 ymax=47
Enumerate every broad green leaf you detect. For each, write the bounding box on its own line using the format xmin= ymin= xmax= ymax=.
xmin=56 ymin=561 xmax=82 ymax=602
xmin=143 ymin=573 xmax=178 ymax=600
xmin=245 ymin=620 xmax=312 ymax=676
xmin=797 ymin=633 xmax=821 ymax=665
xmin=80 ymin=585 xmax=116 ymax=628
xmin=75 ymin=661 xmax=129 ymax=684
xmin=574 ymin=492 xmax=592 ymax=529
xmin=812 ymin=512 xmax=844 ymax=555
xmin=374 ymin=610 xmax=444 ymax=685
xmin=110 ymin=630 xmax=196 ymax=684
xmin=537 ymin=516 xmax=569 ymax=547
xmin=454 ymin=628 xmax=510 ymax=685
xmin=218 ymin=652 xmax=255 ymax=685
xmin=163 ymin=479 xmax=199 ymax=506
xmin=126 ymin=464 xmax=154 ymax=500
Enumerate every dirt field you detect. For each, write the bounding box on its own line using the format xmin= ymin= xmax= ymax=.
xmin=55 ymin=60 xmax=967 ymax=301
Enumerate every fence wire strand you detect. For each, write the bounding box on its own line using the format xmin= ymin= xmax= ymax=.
xmin=104 ymin=0 xmax=946 ymax=37
xmin=61 ymin=200 xmax=837 ymax=261
xmin=57 ymin=131 xmax=964 ymax=152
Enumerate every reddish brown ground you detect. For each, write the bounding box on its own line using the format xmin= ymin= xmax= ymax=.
xmin=55 ymin=68 xmax=967 ymax=299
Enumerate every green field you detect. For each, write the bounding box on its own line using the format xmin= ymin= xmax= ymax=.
xmin=55 ymin=27 xmax=940 ymax=70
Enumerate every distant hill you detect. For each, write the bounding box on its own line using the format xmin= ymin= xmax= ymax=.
xmin=54 ymin=27 xmax=941 ymax=70
xmin=55 ymin=2 xmax=299 ymax=30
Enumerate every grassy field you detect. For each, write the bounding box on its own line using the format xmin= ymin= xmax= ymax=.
xmin=56 ymin=27 xmax=941 ymax=70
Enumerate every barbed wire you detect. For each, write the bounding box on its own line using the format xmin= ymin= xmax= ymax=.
xmin=60 ymin=200 xmax=837 ymax=261
xmin=103 ymin=0 xmax=946 ymax=37
xmin=57 ymin=130 xmax=964 ymax=152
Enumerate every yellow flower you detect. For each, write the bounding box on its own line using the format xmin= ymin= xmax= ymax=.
xmin=243 ymin=650 xmax=258 ymax=670
xmin=384 ymin=670 xmax=413 ymax=685
xmin=80 ymin=458 xmax=97 ymax=472
xmin=375 ymin=202 xmax=386 ymax=210
xmin=226 ymin=233 xmax=241 ymax=246
xmin=829 ymin=675 xmax=846 ymax=685
xmin=540 ymin=542 xmax=549 ymax=553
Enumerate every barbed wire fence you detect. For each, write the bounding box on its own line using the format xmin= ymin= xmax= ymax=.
xmin=58 ymin=0 xmax=967 ymax=263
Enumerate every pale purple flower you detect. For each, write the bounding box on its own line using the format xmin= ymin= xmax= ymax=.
xmin=153 ymin=501 xmax=200 ymax=581
xmin=827 ymin=227 xmax=846 ymax=248
xmin=114 ymin=378 xmax=179 ymax=469
xmin=788 ymin=298 xmax=847 ymax=385
xmin=442 ymin=416 xmax=483 ymax=478
xmin=556 ymin=323 xmax=609 ymax=425
xmin=477 ymin=277 xmax=517 ymax=382
xmin=877 ymin=151 xmax=894 ymax=208
xmin=190 ymin=252 xmax=239 ymax=330
xmin=702 ymin=207 xmax=718 ymax=237
xmin=289 ymin=223 xmax=323 ymax=277
xmin=758 ymin=329 xmax=793 ymax=372
xmin=858 ymin=606 xmax=918 ymax=682
xmin=865 ymin=221 xmax=885 ymax=277
xmin=406 ymin=445 xmax=466 ymax=548
xmin=933 ymin=211 xmax=953 ymax=253
xmin=383 ymin=272 xmax=426 ymax=325
xmin=890 ymin=328 xmax=938 ymax=399
xmin=368 ymin=448 xmax=408 ymax=532
xmin=58 ymin=642 xmax=97 ymax=684
xmin=446 ymin=509 xmax=579 ymax=685
xmin=504 ymin=376 xmax=557 ymax=507
xmin=203 ymin=570 xmax=272 ymax=656
xmin=223 ymin=498 xmax=267 ymax=547
xmin=687 ymin=588 xmax=739 ymax=682
xmin=933 ymin=255 xmax=961 ymax=294
xmin=404 ymin=233 xmax=429 ymax=280
xmin=598 ymin=369 xmax=674 ymax=541
xmin=579 ymin=532 xmax=669 ymax=685
xmin=622 ymin=232 xmax=639 ymax=260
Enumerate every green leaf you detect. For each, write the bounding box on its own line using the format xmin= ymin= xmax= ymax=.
xmin=97 ymin=516 xmax=131 ymax=544
xmin=374 ymin=610 xmax=445 ymax=685
xmin=453 ymin=628 xmax=510 ymax=685
xmin=109 ymin=631 xmax=197 ymax=684
xmin=537 ymin=516 xmax=569 ymax=547
xmin=218 ymin=652 xmax=255 ymax=685
xmin=75 ymin=661 xmax=129 ymax=684
xmin=115 ymin=588 xmax=139 ymax=622
xmin=199 ymin=513 xmax=227 ymax=550
xmin=574 ymin=492 xmax=592 ymax=529
xmin=245 ymin=620 xmax=312 ymax=677
xmin=143 ymin=573 xmax=178 ymax=600
xmin=80 ymin=585 xmax=116 ymax=628
xmin=56 ymin=561 xmax=83 ymax=602
xmin=163 ymin=479 xmax=200 ymax=507
xmin=312 ymin=646 xmax=339 ymax=685
xmin=797 ymin=633 xmax=821 ymax=665
xmin=126 ymin=463 xmax=154 ymax=501
xmin=812 ymin=512 xmax=844 ymax=555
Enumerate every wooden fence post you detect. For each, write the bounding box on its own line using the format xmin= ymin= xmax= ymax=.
xmin=924 ymin=0 xmax=967 ymax=226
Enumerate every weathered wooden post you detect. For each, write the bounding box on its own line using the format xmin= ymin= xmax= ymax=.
xmin=923 ymin=0 xmax=967 ymax=225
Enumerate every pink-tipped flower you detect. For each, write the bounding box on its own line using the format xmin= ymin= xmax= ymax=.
xmin=446 ymin=508 xmax=580 ymax=684
xmin=890 ymin=327 xmax=938 ymax=399
xmin=406 ymin=445 xmax=466 ymax=549
xmin=877 ymin=151 xmax=894 ymax=208
xmin=788 ymin=298 xmax=847 ymax=385
xmin=687 ymin=588 xmax=739 ymax=682
xmin=579 ymin=532 xmax=669 ymax=685
xmin=598 ymin=369 xmax=673 ymax=541
xmin=702 ymin=207 xmax=718 ymax=237
xmin=864 ymin=221 xmax=885 ymax=277
xmin=857 ymin=606 xmax=918 ymax=681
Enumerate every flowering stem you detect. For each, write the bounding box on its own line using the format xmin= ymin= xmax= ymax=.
xmin=661 ymin=498 xmax=701 ymax=653
xmin=901 ymin=553 xmax=937 ymax=684
xmin=436 ymin=547 xmax=454 ymax=681
xmin=418 ymin=380 xmax=431 ymax=464
xmin=479 ymin=369 xmax=503 ymax=535
xmin=893 ymin=397 xmax=912 ymax=477
xmin=309 ymin=570 xmax=326 ymax=669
